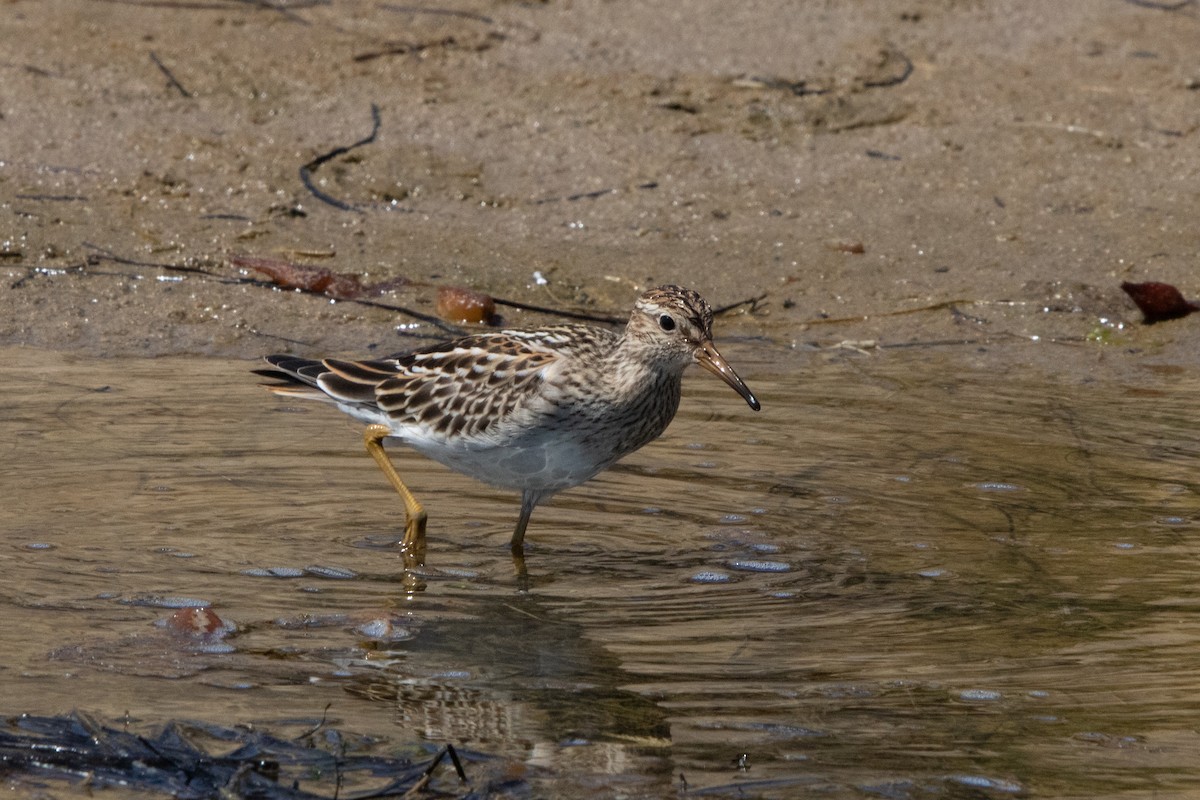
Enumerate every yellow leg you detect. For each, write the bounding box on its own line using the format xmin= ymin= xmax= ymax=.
xmin=364 ymin=424 xmax=427 ymax=555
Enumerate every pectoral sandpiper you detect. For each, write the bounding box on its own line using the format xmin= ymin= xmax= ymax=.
xmin=260 ymin=284 xmax=760 ymax=558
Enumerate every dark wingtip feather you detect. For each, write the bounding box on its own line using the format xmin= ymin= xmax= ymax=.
xmin=252 ymin=367 xmax=290 ymax=380
xmin=257 ymin=354 xmax=326 ymax=388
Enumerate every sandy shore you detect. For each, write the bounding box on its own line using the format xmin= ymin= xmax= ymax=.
xmin=4 ymin=0 xmax=1200 ymax=363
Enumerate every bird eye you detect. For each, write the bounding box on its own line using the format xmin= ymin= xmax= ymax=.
xmin=658 ymin=314 xmax=676 ymax=332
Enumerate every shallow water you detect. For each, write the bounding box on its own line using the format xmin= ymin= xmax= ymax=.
xmin=3 ymin=342 xmax=1200 ymax=798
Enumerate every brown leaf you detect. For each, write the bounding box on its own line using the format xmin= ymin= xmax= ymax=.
xmin=1120 ymin=281 xmax=1200 ymax=323
xmin=233 ymin=255 xmax=364 ymax=299
xmin=165 ymin=607 xmax=230 ymax=641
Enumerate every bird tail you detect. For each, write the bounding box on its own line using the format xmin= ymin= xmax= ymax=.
xmin=255 ymin=355 xmax=335 ymax=403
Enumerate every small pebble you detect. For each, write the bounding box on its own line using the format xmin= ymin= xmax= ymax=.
xmin=690 ymin=571 xmax=732 ymax=584
xmin=355 ymin=619 xmax=413 ymax=642
xmin=728 ymin=559 xmax=790 ymax=573
xmin=120 ymin=595 xmax=211 ymax=609
xmin=975 ymin=482 xmax=1023 ymax=492
xmin=949 ymin=775 xmax=1021 ymax=793
xmin=304 ymin=565 xmax=357 ymax=579
xmin=437 ymin=567 xmax=480 ymax=579
xmin=242 ymin=566 xmax=305 ymax=578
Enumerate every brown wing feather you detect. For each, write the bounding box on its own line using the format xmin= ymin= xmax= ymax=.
xmin=375 ymin=343 xmax=559 ymax=437
xmin=263 ymin=326 xmax=607 ymax=439
xmin=314 ymin=359 xmax=402 ymax=404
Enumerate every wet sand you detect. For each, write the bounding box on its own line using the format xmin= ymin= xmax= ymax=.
xmin=4 ymin=0 xmax=1200 ymax=363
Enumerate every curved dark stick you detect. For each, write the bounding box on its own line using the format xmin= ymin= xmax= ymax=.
xmin=299 ymin=103 xmax=382 ymax=213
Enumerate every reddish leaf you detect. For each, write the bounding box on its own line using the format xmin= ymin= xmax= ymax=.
xmin=1120 ymin=281 xmax=1200 ymax=323
xmin=233 ymin=255 xmax=364 ymax=299
xmin=165 ymin=607 xmax=230 ymax=641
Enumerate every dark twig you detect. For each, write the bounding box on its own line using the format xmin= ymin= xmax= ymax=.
xmin=533 ymin=187 xmax=616 ymax=205
xmin=534 ymin=183 xmax=657 ymax=205
xmin=247 ymin=327 xmax=316 ymax=348
xmin=82 ymin=243 xmax=222 ymax=277
xmin=397 ymin=744 xmax=468 ymax=797
xmin=84 ymin=244 xmax=460 ymax=333
xmin=9 ymin=262 xmax=87 ymax=289
xmin=353 ymin=38 xmax=457 ymax=62
xmin=566 ymin=188 xmax=615 ymax=201
xmin=299 ymin=103 xmax=382 ymax=213
xmin=81 ymin=243 xmax=221 ymax=278
xmin=292 ymin=703 xmax=334 ymax=742
xmin=862 ymin=48 xmax=914 ymax=90
xmin=200 ymin=213 xmax=253 ymax=221
xmin=349 ymin=296 xmax=466 ymax=337
xmin=746 ymin=45 xmax=913 ymax=97
xmin=353 ymin=6 xmax=525 ymax=63
xmin=491 ymin=296 xmax=624 ymax=325
xmin=445 ymin=744 xmax=467 ymax=781
xmin=332 ymin=739 xmax=344 ymax=800
xmin=492 ymin=291 xmax=765 ymax=326
xmin=149 ymin=51 xmax=192 ymax=98
xmin=15 ymin=193 xmax=87 ymax=201
xmin=802 ymin=298 xmax=974 ymax=326
xmin=766 ymin=76 xmax=828 ymax=97
xmin=94 ymin=0 xmax=255 ymax=7
xmin=95 ymin=0 xmax=325 ymax=13
xmin=713 ymin=293 xmax=768 ymax=316
xmin=1124 ymin=0 xmax=1193 ymax=8
xmin=19 ymin=63 xmax=58 ymax=78
xmin=380 ymin=4 xmax=494 ymax=23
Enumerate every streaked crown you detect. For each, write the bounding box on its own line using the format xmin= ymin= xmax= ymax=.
xmin=620 ymin=285 xmax=715 ymax=370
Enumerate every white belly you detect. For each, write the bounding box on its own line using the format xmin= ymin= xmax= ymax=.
xmin=401 ymin=429 xmax=612 ymax=496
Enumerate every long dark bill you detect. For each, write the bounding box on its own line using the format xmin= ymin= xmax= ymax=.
xmin=696 ymin=340 xmax=761 ymax=411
